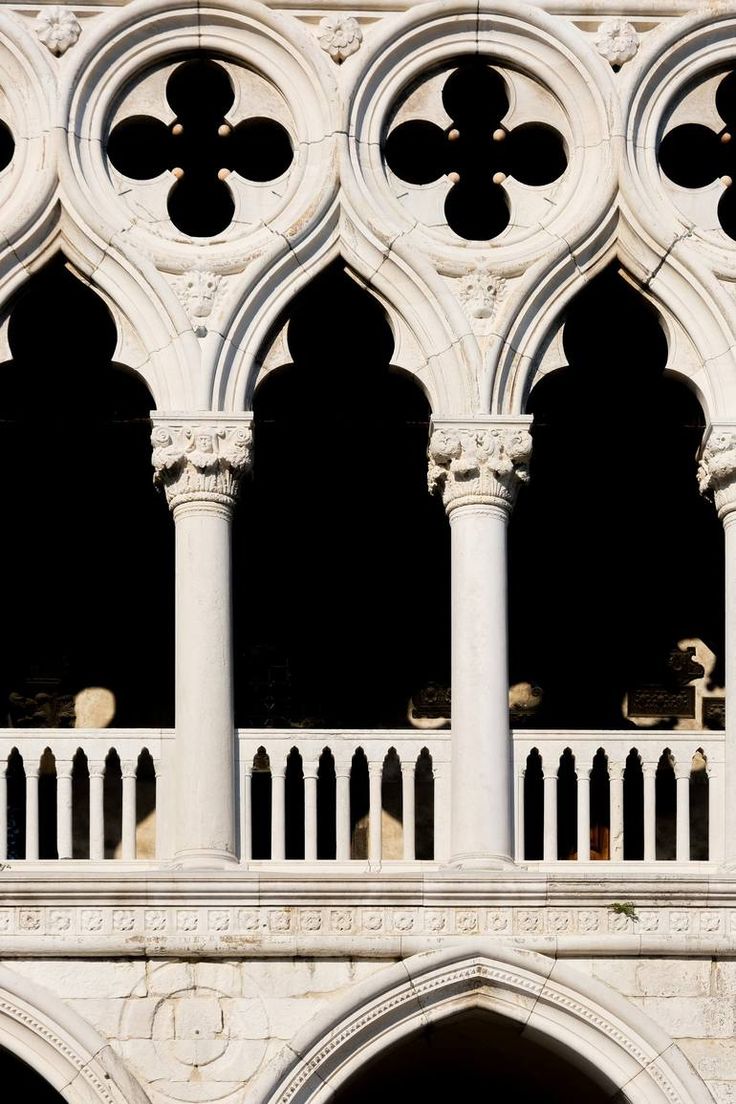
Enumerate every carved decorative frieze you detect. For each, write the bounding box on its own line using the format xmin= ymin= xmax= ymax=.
xmin=428 ymin=421 xmax=532 ymax=513
xmin=150 ymin=418 xmax=253 ymax=511
xmin=698 ymin=430 xmax=736 ymax=518
xmin=0 ymin=902 xmax=726 ymax=948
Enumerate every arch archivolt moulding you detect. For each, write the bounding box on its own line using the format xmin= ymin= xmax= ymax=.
xmin=0 ymin=963 xmax=151 ymax=1104
xmin=0 ymin=13 xmax=58 ymax=312
xmin=52 ymin=0 xmax=340 ymax=409
xmin=218 ymin=202 xmax=482 ymax=417
xmin=624 ymin=8 xmax=736 ymax=271
xmin=332 ymin=0 xmax=622 ymax=419
xmin=491 ymin=207 xmax=736 ymax=421
xmin=253 ymin=943 xmax=712 ymax=1104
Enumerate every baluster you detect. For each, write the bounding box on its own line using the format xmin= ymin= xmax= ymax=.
xmin=516 ymin=766 xmax=526 ymax=863
xmin=89 ymin=761 xmax=105 ymax=861
xmin=0 ymin=759 xmax=7 ymax=862
xmin=56 ymin=760 xmax=74 ymax=860
xmin=609 ymin=763 xmax=624 ymax=862
xmin=121 ymin=761 xmax=137 ymax=860
xmin=153 ymin=757 xmax=168 ymax=861
xmin=270 ymin=762 xmax=286 ymax=861
xmin=241 ymin=763 xmax=252 ymax=862
xmin=542 ymin=765 xmax=557 ymax=862
xmin=433 ymin=762 xmax=450 ymax=863
xmin=709 ymin=761 xmax=724 ymax=863
xmin=676 ymin=763 xmax=691 ymax=862
xmin=25 ymin=763 xmax=39 ymax=860
xmin=368 ymin=760 xmax=382 ymax=862
xmin=643 ymin=763 xmax=656 ymax=862
xmin=576 ymin=766 xmax=591 ymax=862
xmin=304 ymin=760 xmax=318 ymax=862
xmin=401 ymin=761 xmax=416 ymax=861
xmin=336 ymin=756 xmax=351 ymax=860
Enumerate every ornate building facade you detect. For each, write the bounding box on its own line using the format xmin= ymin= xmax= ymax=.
xmin=0 ymin=0 xmax=734 ymax=1101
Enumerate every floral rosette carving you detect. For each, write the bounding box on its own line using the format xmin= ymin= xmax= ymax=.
xmin=593 ymin=18 xmax=639 ymax=68
xmin=151 ymin=421 xmax=253 ymax=509
xmin=317 ymin=15 xmax=362 ymax=63
xmin=698 ymin=431 xmax=736 ymax=517
xmin=35 ymin=6 xmax=81 ymax=55
xmin=428 ymin=424 xmax=532 ymax=512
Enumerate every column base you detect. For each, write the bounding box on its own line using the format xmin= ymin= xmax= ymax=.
xmin=446 ymin=851 xmax=517 ymax=871
xmin=173 ymin=848 xmax=240 ymax=869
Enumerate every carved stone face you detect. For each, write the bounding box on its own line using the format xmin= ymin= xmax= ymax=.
xmin=195 ymin=431 xmax=215 ymax=453
xmin=186 ymin=271 xmax=219 ymax=318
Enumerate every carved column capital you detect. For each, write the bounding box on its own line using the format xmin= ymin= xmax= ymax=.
xmin=150 ymin=414 xmax=253 ymax=512
xmin=428 ymin=417 xmax=533 ymax=514
xmin=698 ymin=425 xmax=736 ymax=520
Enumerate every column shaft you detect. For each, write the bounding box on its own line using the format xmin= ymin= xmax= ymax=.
xmin=174 ymin=500 xmax=237 ymax=864
xmin=450 ymin=503 xmax=512 ymax=864
xmin=725 ymin=512 xmax=736 ymax=861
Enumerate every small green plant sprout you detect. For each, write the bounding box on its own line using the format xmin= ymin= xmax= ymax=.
xmin=609 ymin=901 xmax=639 ymax=922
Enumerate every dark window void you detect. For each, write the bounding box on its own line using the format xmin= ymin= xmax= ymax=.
xmin=0 ymin=1045 xmax=66 ymax=1102
xmin=0 ymin=259 xmax=174 ymax=728
xmin=509 ymin=267 xmax=722 ymax=729
xmin=233 ymin=263 xmax=450 ymax=728
xmin=331 ymin=1010 xmax=613 ymax=1104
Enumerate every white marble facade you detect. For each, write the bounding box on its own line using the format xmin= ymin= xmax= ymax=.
xmin=0 ymin=0 xmax=736 ymax=1101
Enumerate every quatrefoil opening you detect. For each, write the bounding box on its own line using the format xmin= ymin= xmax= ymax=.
xmin=384 ymin=62 xmax=567 ymax=241
xmin=0 ymin=120 xmax=13 ymax=175
xmin=659 ymin=70 xmax=736 ymax=241
xmin=106 ymin=58 xmax=293 ymax=237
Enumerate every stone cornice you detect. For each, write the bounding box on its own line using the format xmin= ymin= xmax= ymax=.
xmin=0 ymin=869 xmax=732 ymax=957
xmin=428 ymin=417 xmax=533 ymax=514
xmin=150 ymin=413 xmax=253 ymax=512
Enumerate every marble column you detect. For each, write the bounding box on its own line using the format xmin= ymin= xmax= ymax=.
xmin=698 ymin=426 xmax=736 ymax=863
xmin=428 ymin=416 xmax=532 ymax=866
xmin=151 ymin=414 xmax=253 ymax=866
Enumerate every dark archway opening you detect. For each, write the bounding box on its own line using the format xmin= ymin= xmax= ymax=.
xmin=331 ymin=1010 xmax=612 ymax=1104
xmin=233 ymin=263 xmax=449 ymax=728
xmin=0 ymin=1044 xmax=67 ymax=1102
xmin=0 ymin=259 xmax=174 ymax=728
xmin=509 ymin=267 xmax=723 ymax=729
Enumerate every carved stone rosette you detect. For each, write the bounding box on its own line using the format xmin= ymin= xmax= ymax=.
xmin=428 ymin=418 xmax=533 ymax=513
xmin=150 ymin=415 xmax=253 ymax=511
xmin=698 ymin=429 xmax=736 ymax=519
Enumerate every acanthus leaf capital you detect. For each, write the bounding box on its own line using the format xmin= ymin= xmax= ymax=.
xmin=150 ymin=414 xmax=253 ymax=511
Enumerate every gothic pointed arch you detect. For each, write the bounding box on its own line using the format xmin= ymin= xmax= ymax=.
xmin=254 ymin=944 xmax=712 ymax=1104
xmin=0 ymin=964 xmax=151 ymax=1104
xmin=492 ymin=224 xmax=735 ymax=421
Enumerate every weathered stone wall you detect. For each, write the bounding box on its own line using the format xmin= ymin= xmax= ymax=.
xmin=8 ymin=953 xmax=736 ymax=1104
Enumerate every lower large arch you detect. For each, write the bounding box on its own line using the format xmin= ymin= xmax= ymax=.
xmin=0 ymin=965 xmax=150 ymax=1104
xmin=256 ymin=944 xmax=711 ymax=1104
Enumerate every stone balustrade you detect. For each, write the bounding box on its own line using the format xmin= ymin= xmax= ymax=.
xmin=0 ymin=727 xmax=726 ymax=866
